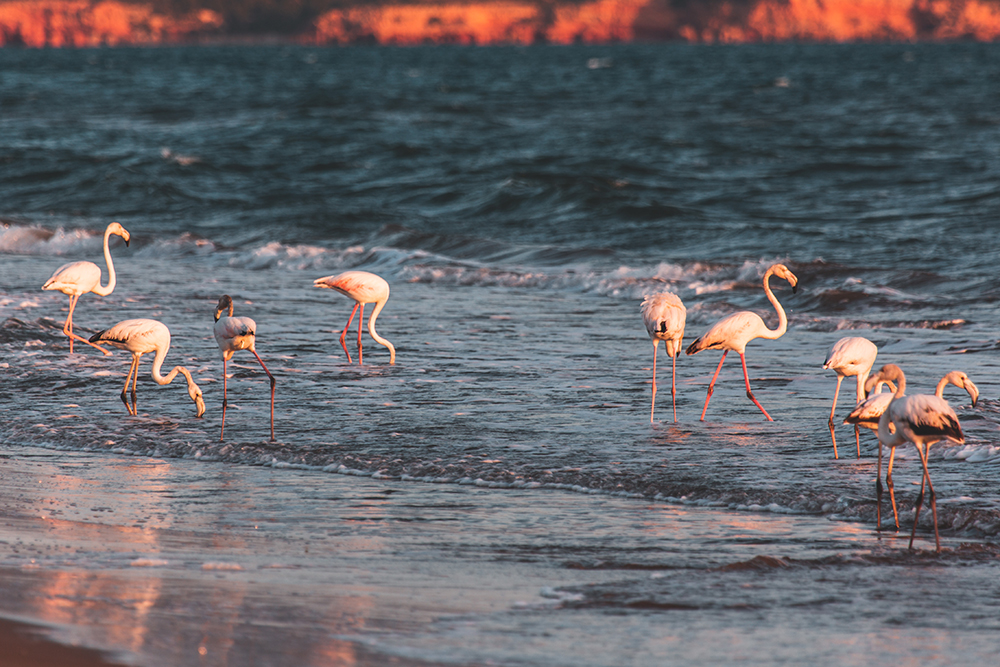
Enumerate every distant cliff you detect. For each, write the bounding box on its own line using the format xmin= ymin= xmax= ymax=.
xmin=3 ymin=0 xmax=1000 ymax=47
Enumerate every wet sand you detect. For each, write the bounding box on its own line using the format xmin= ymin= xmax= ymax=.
xmin=0 ymin=617 xmax=127 ymax=667
xmin=0 ymin=442 xmax=974 ymax=667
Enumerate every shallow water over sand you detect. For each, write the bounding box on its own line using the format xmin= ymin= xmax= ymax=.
xmin=4 ymin=445 xmax=999 ymax=667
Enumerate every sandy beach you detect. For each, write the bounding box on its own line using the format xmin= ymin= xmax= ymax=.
xmin=4 ymin=442 xmax=947 ymax=667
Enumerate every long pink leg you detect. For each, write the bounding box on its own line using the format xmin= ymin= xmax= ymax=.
xmin=827 ymin=376 xmax=843 ymax=458
xmin=251 ymin=350 xmax=276 ymax=442
xmin=120 ymin=355 xmax=139 ymax=416
xmin=886 ymin=446 xmax=899 ymax=529
xmin=740 ymin=352 xmax=773 ymax=421
xmin=650 ymin=343 xmax=658 ymax=423
xmin=63 ymin=295 xmax=111 ymax=356
xmin=220 ymin=357 xmax=228 ymax=441
xmin=357 ymin=303 xmax=365 ymax=365
xmin=909 ymin=444 xmax=940 ymax=552
xmin=129 ymin=353 xmax=141 ymax=415
xmin=854 ymin=375 xmax=864 ymax=458
xmin=671 ymin=350 xmax=678 ymax=424
xmin=876 ymin=435 xmax=883 ymax=530
xmin=699 ymin=351 xmax=728 ymax=421
xmin=339 ymin=304 xmax=360 ymax=363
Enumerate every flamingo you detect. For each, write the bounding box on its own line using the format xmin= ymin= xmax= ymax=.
xmin=685 ymin=263 xmax=798 ymax=421
xmin=854 ymin=368 xmax=978 ymax=538
xmin=88 ymin=319 xmax=205 ymax=418
xmin=213 ymin=295 xmax=275 ymax=442
xmin=41 ymin=222 xmax=130 ymax=356
xmin=640 ymin=292 xmax=686 ymax=423
xmin=822 ymin=336 xmax=878 ymax=459
xmin=313 ymin=271 xmax=396 ymax=365
xmin=867 ymin=364 xmax=968 ymax=551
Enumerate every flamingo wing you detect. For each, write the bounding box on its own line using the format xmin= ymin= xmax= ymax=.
xmin=42 ymin=261 xmax=102 ymax=295
xmin=685 ymin=311 xmax=764 ymax=355
xmin=641 ymin=292 xmax=686 ymax=352
xmin=90 ymin=319 xmax=166 ymax=353
xmin=823 ymin=336 xmax=877 ymax=375
xmin=214 ymin=316 xmax=257 ymax=352
xmin=314 ymin=271 xmax=388 ymax=304
xmin=892 ymin=395 xmax=964 ymax=444
xmin=844 ymin=392 xmax=892 ymax=427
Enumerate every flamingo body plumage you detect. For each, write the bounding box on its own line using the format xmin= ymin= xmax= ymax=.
xmin=314 ymin=270 xmax=396 ymax=365
xmin=42 ymin=222 xmax=130 ymax=356
xmin=641 ymin=291 xmax=686 ymax=423
xmin=823 ymin=336 xmax=878 ymax=459
xmin=685 ymin=263 xmax=798 ymax=421
xmin=213 ymin=295 xmax=276 ymax=442
xmin=89 ymin=319 xmax=205 ymax=418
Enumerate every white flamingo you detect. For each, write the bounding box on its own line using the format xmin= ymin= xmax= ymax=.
xmin=89 ymin=319 xmax=205 ymax=418
xmin=867 ymin=364 xmax=968 ymax=551
xmin=685 ymin=263 xmax=798 ymax=421
xmin=854 ymin=368 xmax=978 ymax=538
xmin=641 ymin=292 xmax=686 ymax=423
xmin=314 ymin=271 xmax=396 ymax=365
xmin=822 ymin=336 xmax=878 ymax=459
xmin=214 ymin=295 xmax=276 ymax=442
xmin=41 ymin=222 xmax=130 ymax=355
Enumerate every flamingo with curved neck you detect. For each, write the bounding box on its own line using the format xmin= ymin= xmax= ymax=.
xmin=314 ymin=271 xmax=396 ymax=365
xmin=213 ymin=295 xmax=276 ymax=442
xmin=685 ymin=263 xmax=798 ymax=421
xmin=42 ymin=222 xmax=131 ymax=355
xmin=868 ymin=364 xmax=968 ymax=552
xmin=89 ymin=319 xmax=205 ymax=418
xmin=823 ymin=336 xmax=878 ymax=459
xmin=864 ymin=366 xmax=977 ymax=543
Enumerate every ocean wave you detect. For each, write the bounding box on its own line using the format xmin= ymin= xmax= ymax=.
xmin=0 ymin=223 xmax=107 ymax=257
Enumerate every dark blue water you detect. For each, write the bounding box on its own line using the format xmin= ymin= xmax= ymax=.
xmin=2 ymin=43 xmax=1000 ymax=666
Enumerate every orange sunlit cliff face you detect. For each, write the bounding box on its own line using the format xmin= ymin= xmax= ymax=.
xmin=3 ymin=0 xmax=1000 ymax=46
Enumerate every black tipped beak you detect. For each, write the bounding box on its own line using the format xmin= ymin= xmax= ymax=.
xmin=792 ymin=285 xmax=798 ymax=294
xmin=124 ymin=238 xmax=130 ymax=247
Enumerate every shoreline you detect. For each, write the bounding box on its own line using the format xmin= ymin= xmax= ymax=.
xmin=0 ymin=617 xmax=128 ymax=667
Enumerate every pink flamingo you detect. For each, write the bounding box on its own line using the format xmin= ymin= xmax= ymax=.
xmin=89 ymin=319 xmax=205 ymax=418
xmin=822 ymin=336 xmax=878 ymax=459
xmin=855 ymin=367 xmax=977 ymax=541
xmin=213 ymin=295 xmax=275 ymax=442
xmin=42 ymin=222 xmax=130 ymax=355
xmin=640 ymin=292 xmax=686 ymax=423
xmin=685 ymin=263 xmax=798 ymax=421
xmin=313 ymin=271 xmax=396 ymax=365
xmin=867 ymin=364 xmax=970 ymax=551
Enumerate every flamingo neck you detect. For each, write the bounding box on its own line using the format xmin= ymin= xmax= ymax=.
xmin=367 ymin=299 xmax=396 ymax=364
xmin=934 ymin=373 xmax=958 ymax=399
xmin=91 ymin=225 xmax=117 ymax=296
xmin=855 ymin=370 xmax=870 ymax=403
xmin=892 ymin=372 xmax=906 ymax=398
xmin=149 ymin=344 xmax=180 ymax=386
xmin=758 ymin=267 xmax=788 ymax=340
xmin=148 ymin=342 xmax=195 ymax=390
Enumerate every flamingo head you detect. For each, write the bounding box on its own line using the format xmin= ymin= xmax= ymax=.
xmin=769 ymin=264 xmax=798 ymax=293
xmin=947 ymin=371 xmax=979 ymax=408
xmin=214 ymin=295 xmax=234 ymax=322
xmin=190 ymin=384 xmax=206 ymax=418
xmin=109 ymin=222 xmax=130 ymax=247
